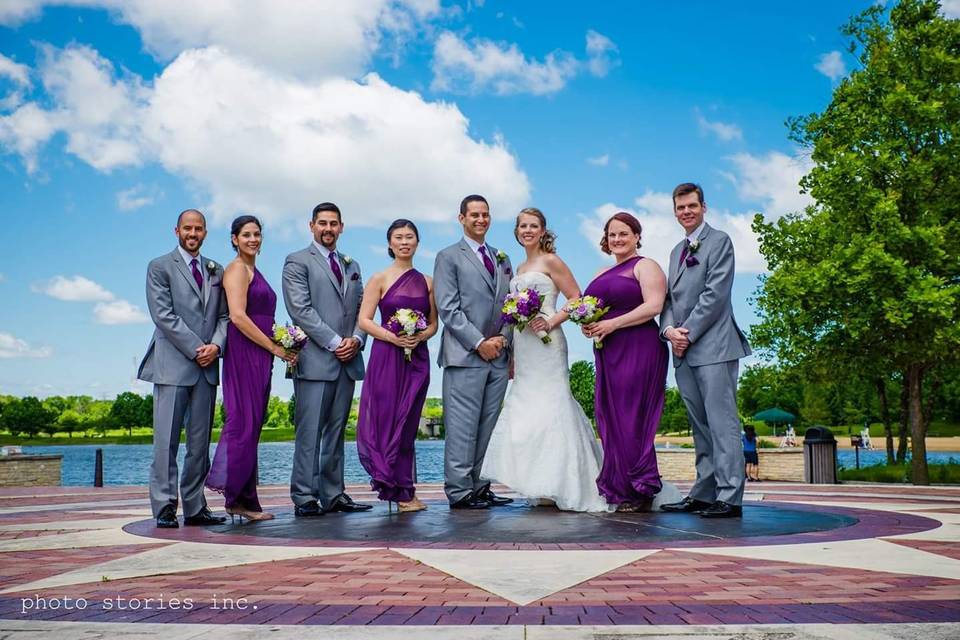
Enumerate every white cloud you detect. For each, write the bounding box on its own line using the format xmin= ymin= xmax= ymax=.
xmin=0 ymin=52 xmax=31 ymax=110
xmin=116 ymin=184 xmax=157 ymax=211
xmin=725 ymin=151 xmax=813 ymax=218
xmin=93 ymin=300 xmax=149 ymax=325
xmin=695 ymin=108 xmax=743 ymax=142
xmin=815 ymin=50 xmax=847 ymax=81
xmin=587 ymin=154 xmax=609 ymax=167
xmin=941 ymin=0 xmax=960 ymax=18
xmin=32 ymin=274 xmax=115 ymax=302
xmin=2 ymin=45 xmax=531 ymax=229
xmin=0 ymin=332 xmax=52 ymax=358
xmin=585 ymin=29 xmax=619 ymax=77
xmin=0 ymin=1 xmax=440 ymax=79
xmin=431 ymin=31 xmax=579 ymax=95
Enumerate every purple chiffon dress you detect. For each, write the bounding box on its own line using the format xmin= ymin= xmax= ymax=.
xmin=357 ymin=269 xmax=430 ymax=502
xmin=584 ymin=256 xmax=668 ymax=505
xmin=205 ymin=269 xmax=275 ymax=511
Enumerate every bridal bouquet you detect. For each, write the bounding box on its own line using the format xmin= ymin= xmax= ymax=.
xmin=272 ymin=322 xmax=309 ymax=377
xmin=385 ymin=308 xmax=428 ymax=361
xmin=501 ymin=288 xmax=551 ymax=344
xmin=563 ymin=295 xmax=611 ymax=349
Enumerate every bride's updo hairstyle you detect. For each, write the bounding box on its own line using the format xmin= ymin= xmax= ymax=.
xmin=514 ymin=207 xmax=557 ymax=254
xmin=600 ymin=212 xmax=642 ymax=254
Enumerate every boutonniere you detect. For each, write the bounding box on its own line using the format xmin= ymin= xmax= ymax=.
xmin=687 ymin=239 xmax=701 ymax=254
xmin=205 ymin=260 xmax=218 ymax=276
xmin=341 ymin=255 xmax=353 ymax=265
xmin=495 ymin=250 xmax=507 ymax=265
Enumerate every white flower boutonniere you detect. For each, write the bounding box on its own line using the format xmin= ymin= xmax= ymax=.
xmin=205 ymin=260 xmax=218 ymax=275
xmin=495 ymin=250 xmax=507 ymax=265
xmin=341 ymin=255 xmax=353 ymax=265
xmin=687 ymin=239 xmax=701 ymax=254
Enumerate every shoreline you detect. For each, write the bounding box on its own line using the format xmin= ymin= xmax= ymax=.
xmin=656 ymin=436 xmax=960 ymax=452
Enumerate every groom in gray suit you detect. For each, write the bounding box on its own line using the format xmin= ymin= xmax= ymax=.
xmin=282 ymin=202 xmax=370 ymax=516
xmin=139 ymin=209 xmax=228 ymax=529
xmin=659 ymin=183 xmax=751 ymax=519
xmin=434 ymin=195 xmax=515 ymax=509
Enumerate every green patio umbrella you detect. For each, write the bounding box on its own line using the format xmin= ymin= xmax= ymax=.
xmin=751 ymin=408 xmax=796 ymax=437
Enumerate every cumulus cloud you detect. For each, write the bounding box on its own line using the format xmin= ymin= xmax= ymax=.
xmin=116 ymin=184 xmax=158 ymax=211
xmin=1 ymin=45 xmax=531 ymax=229
xmin=0 ymin=1 xmax=440 ymax=79
xmin=694 ymin=108 xmax=743 ymax=142
xmin=585 ymin=29 xmax=620 ymax=77
xmin=0 ymin=332 xmax=52 ymax=358
xmin=587 ymin=154 xmax=609 ymax=167
xmin=93 ymin=300 xmax=149 ymax=325
xmin=32 ymin=273 xmax=148 ymax=324
xmin=724 ymin=151 xmax=813 ymax=218
xmin=0 ymin=52 xmax=31 ymax=110
xmin=32 ymin=274 xmax=115 ymax=302
xmin=431 ymin=31 xmax=579 ymax=95
xmin=815 ymin=50 xmax=847 ymax=81
xmin=431 ymin=29 xmax=619 ymax=95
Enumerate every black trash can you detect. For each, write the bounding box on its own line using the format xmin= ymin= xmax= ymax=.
xmin=803 ymin=426 xmax=838 ymax=484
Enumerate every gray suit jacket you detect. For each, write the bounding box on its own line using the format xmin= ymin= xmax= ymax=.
xmin=282 ymin=244 xmax=366 ymax=382
xmin=660 ymin=223 xmax=751 ymax=368
xmin=434 ymin=239 xmax=512 ymax=369
xmin=138 ymin=249 xmax=228 ymax=386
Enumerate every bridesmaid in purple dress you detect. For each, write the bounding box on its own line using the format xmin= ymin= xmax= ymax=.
xmin=205 ymin=215 xmax=296 ymax=522
xmin=583 ymin=212 xmax=669 ymax=512
xmin=357 ymin=219 xmax=438 ymax=512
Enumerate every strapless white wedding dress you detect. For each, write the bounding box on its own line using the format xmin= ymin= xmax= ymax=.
xmin=480 ymin=272 xmax=612 ymax=512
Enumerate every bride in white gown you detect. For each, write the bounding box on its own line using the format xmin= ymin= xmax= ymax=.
xmin=481 ymin=208 xmax=682 ymax=513
xmin=480 ymin=208 xmax=611 ymax=512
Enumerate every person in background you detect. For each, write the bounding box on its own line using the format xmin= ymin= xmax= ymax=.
xmin=743 ymin=424 xmax=760 ymax=482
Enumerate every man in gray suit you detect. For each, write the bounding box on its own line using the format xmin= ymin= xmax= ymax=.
xmin=139 ymin=209 xmax=228 ymax=529
xmin=659 ymin=183 xmax=751 ymax=519
xmin=282 ymin=202 xmax=370 ymax=516
xmin=434 ymin=194 xmax=515 ymax=509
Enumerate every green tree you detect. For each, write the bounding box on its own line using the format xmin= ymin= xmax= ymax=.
xmin=0 ymin=397 xmax=53 ymax=438
xmin=57 ymin=409 xmax=83 ymax=438
xmin=752 ymin=0 xmax=960 ymax=484
xmin=287 ymin=393 xmax=297 ymax=426
xmin=138 ymin=394 xmax=154 ymax=431
xmin=263 ymin=396 xmax=292 ymax=430
xmin=111 ymin=392 xmax=147 ymax=436
xmin=568 ymin=360 xmax=596 ymax=426
xmin=659 ymin=387 xmax=690 ymax=435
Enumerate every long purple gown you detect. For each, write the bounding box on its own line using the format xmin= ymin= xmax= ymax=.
xmin=205 ymin=269 xmax=275 ymax=511
xmin=357 ymin=269 xmax=430 ymax=503
xmin=584 ymin=256 xmax=668 ymax=504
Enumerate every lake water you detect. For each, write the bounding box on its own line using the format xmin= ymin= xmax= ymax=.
xmin=22 ymin=442 xmax=960 ymax=487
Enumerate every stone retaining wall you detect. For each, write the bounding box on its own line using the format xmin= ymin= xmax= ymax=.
xmin=0 ymin=455 xmax=62 ymax=487
xmin=657 ymin=447 xmax=805 ymax=482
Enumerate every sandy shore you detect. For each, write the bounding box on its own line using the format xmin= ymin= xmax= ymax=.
xmin=655 ymin=435 xmax=960 ymax=452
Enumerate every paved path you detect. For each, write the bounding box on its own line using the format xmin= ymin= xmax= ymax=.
xmin=1 ymin=482 xmax=958 ymax=638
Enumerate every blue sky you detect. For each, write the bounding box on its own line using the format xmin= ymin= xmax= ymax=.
xmin=1 ymin=0 xmax=922 ymax=399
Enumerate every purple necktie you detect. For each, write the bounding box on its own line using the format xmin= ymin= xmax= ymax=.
xmin=679 ymin=243 xmax=689 ymax=268
xmin=329 ymin=252 xmax=343 ymax=286
xmin=478 ymin=245 xmax=495 ymax=278
xmin=190 ymin=258 xmax=203 ymax=291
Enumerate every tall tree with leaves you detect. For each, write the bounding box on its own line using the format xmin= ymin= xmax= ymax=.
xmin=752 ymin=0 xmax=960 ymax=484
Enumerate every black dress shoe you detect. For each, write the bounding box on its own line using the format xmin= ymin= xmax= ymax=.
xmin=698 ymin=501 xmax=743 ymax=518
xmin=156 ymin=504 xmax=179 ymax=529
xmin=476 ymin=486 xmax=514 ymax=506
xmin=184 ymin=507 xmax=227 ymax=526
xmin=660 ymin=496 xmax=713 ymax=513
xmin=327 ymin=495 xmax=373 ymax=513
xmin=294 ymin=501 xmax=324 ymax=517
xmin=449 ymin=493 xmax=491 ymax=510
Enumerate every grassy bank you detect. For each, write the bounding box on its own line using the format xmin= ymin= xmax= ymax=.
xmin=839 ymin=460 xmax=960 ymax=483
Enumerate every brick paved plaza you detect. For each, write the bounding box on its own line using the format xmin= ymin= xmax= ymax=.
xmin=1 ymin=482 xmax=958 ymax=639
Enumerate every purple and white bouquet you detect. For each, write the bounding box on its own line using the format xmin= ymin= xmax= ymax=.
xmin=563 ymin=295 xmax=611 ymax=349
xmin=386 ymin=308 xmax=428 ymax=361
xmin=272 ymin=322 xmax=309 ymax=377
xmin=501 ymin=288 xmax=551 ymax=344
